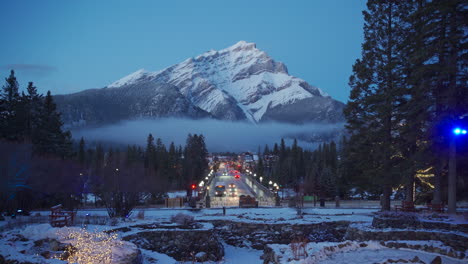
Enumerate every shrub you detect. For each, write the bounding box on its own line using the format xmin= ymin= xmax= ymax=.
xmin=377 ymin=211 xmax=418 ymax=221
xmin=170 ymin=213 xmax=195 ymax=226
xmin=136 ymin=210 xmax=145 ymax=220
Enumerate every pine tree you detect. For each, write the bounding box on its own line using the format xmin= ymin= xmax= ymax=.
xmin=167 ymin=142 xmax=178 ymax=189
xmin=33 ymin=91 xmax=72 ymax=158
xmin=344 ymin=1 xmax=410 ymax=210
xmin=78 ymin=137 xmax=86 ymax=165
xmin=145 ymin=133 xmax=156 ymax=169
xmin=2 ymin=70 xmax=19 ymax=102
xmin=0 ymin=70 xmax=21 ymax=140
xmin=263 ymin=144 xmax=270 ymax=156
xmin=24 ymin=82 xmax=42 ymax=140
xmin=412 ymin=0 xmax=467 ymax=210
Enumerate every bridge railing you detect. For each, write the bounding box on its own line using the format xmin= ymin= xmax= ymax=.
xmin=210 ymin=196 xmax=239 ymax=208
xmin=244 ymin=173 xmax=275 ymax=199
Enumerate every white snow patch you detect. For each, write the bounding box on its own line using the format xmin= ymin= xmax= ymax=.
xmin=108 ymin=69 xmax=147 ymax=88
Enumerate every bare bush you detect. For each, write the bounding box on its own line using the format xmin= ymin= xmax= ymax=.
xmin=290 ymin=236 xmax=308 ymax=260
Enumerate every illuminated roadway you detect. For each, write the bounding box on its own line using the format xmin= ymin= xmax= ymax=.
xmin=208 ymin=162 xmax=255 ymax=198
xmin=207 ymin=162 xmax=270 ymax=199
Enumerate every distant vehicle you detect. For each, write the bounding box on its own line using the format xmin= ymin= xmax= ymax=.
xmin=215 ymin=182 xmax=226 ymax=197
xmin=228 ymin=183 xmax=237 ymax=197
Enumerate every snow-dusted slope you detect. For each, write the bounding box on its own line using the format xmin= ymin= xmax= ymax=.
xmin=56 ymin=41 xmax=344 ymax=127
xmin=105 ymin=41 xmax=343 ymax=123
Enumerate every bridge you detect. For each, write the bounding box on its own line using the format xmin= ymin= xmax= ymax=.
xmin=202 ymin=162 xmax=276 ymax=207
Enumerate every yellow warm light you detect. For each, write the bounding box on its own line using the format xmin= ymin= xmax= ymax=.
xmin=56 ymin=228 xmax=122 ymax=264
xmin=417 ymin=167 xmax=433 ymax=174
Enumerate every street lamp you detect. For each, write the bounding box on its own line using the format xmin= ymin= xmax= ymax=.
xmin=269 ymin=181 xmax=272 ymax=185
xmin=448 ymin=126 xmax=467 ymax=214
xmin=259 ymin=177 xmax=263 ymax=182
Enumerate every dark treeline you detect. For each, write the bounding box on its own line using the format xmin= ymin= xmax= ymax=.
xmin=0 ymin=70 xmax=72 ymax=157
xmin=77 ymin=133 xmax=208 ymax=217
xmin=256 ymin=139 xmax=342 ymax=199
xmin=0 ymin=70 xmax=74 ymax=214
xmin=343 ymin=0 xmax=467 ymax=211
xmin=0 ymin=70 xmax=208 ymax=217
xmin=256 ymin=1 xmax=467 ymax=209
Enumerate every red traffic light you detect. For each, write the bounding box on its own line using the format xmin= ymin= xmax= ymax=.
xmin=191 ymin=184 xmax=196 ymax=190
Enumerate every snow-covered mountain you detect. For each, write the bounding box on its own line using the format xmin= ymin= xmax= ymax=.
xmin=55 ymin=41 xmax=344 ymax=127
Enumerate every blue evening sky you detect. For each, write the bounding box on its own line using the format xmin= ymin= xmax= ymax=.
xmin=0 ymin=0 xmax=366 ymax=103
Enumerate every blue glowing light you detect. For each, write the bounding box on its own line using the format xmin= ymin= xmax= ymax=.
xmin=453 ymin=128 xmax=467 ymax=135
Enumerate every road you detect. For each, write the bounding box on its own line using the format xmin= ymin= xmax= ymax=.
xmin=208 ymin=162 xmax=256 ymax=198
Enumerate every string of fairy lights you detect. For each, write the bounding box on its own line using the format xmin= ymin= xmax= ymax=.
xmin=55 ymin=228 xmax=123 ymax=264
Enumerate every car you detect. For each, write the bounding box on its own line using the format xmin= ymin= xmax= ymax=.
xmin=235 ymin=174 xmax=240 ymax=179
xmin=215 ymin=182 xmax=227 ymax=197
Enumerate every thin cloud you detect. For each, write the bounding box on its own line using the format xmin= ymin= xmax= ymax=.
xmin=1 ymin=64 xmax=57 ymax=77
xmin=72 ymin=118 xmax=344 ymax=152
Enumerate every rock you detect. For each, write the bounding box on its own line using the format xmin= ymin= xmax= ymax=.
xmin=49 ymin=239 xmax=61 ymax=251
xmin=124 ymin=230 xmax=223 ymax=261
xmin=40 ymin=251 xmax=50 ymax=259
xmin=195 ymin=252 xmax=207 ymax=262
xmin=430 ymin=256 xmax=442 ymax=264
xmin=409 ymin=256 xmax=421 ymax=263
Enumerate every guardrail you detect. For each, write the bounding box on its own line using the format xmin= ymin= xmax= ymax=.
xmin=244 ymin=173 xmax=275 ymax=199
xmin=210 ymin=197 xmax=239 ymax=207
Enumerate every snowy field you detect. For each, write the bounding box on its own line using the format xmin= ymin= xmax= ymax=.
xmin=69 ymin=207 xmax=377 ymax=225
xmin=268 ymin=241 xmax=467 ymax=264
xmin=1 ymin=207 xmax=466 ymax=263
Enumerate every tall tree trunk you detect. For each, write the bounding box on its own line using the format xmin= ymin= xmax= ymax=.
xmin=382 ymin=184 xmax=392 ymax=211
xmin=405 ymin=175 xmax=414 ymax=202
xmin=432 ymin=160 xmax=443 ymax=204
xmin=447 ymin=137 xmax=457 ymax=214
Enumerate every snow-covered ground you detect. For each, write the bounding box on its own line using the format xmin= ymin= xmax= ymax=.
xmin=1 ymin=207 xmax=467 ymax=263
xmin=268 ymin=241 xmax=467 ymax=264
xmin=67 ymin=207 xmax=376 ymax=225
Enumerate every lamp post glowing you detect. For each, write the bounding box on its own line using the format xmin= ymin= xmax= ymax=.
xmin=448 ymin=126 xmax=467 ymax=214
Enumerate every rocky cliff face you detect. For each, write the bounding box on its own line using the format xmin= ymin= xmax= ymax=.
xmin=56 ymin=41 xmax=344 ymax=127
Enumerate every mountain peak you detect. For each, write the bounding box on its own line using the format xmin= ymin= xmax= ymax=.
xmin=90 ymin=42 xmax=344 ymax=125
xmin=108 ymin=69 xmax=146 ymax=88
xmin=225 ymin=40 xmax=257 ymax=51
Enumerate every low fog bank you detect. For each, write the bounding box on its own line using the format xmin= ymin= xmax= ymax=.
xmin=72 ymin=118 xmax=344 ymax=152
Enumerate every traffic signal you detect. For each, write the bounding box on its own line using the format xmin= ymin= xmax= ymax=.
xmin=191 ymin=184 xmax=196 ymax=190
